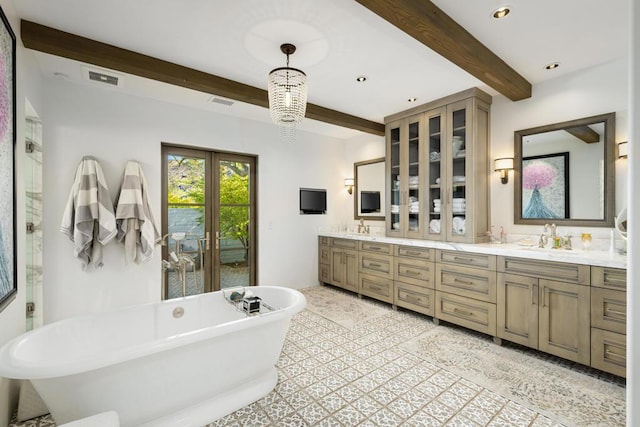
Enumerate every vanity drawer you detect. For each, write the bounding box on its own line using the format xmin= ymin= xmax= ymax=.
xmin=394 ymin=257 xmax=435 ymax=288
xmin=395 ymin=282 xmax=435 ymax=317
xmin=359 ymin=273 xmax=393 ymax=304
xmin=319 ymin=236 xmax=331 ymax=246
xmin=591 ymin=288 xmax=626 ymax=334
xmin=435 ymin=264 xmax=497 ymax=303
xmin=359 ymin=241 xmax=393 ymax=255
xmin=319 ymin=263 xmax=330 ymax=283
xmin=591 ymin=328 xmax=626 ymax=377
xmin=359 ymin=252 xmax=393 ymax=280
xmin=331 ymin=238 xmax=358 ymax=249
xmin=436 ymin=291 xmax=497 ymax=336
xmin=436 ymin=250 xmax=496 ymax=270
xmin=592 ymin=267 xmax=627 ymax=291
xmin=319 ymin=246 xmax=331 ymax=265
xmin=497 ymin=256 xmax=590 ymax=285
xmin=395 ymin=245 xmax=435 ymax=261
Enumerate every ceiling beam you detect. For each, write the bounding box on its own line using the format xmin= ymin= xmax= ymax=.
xmin=565 ymin=125 xmax=600 ymax=144
xmin=353 ymin=0 xmax=532 ymax=101
xmin=20 ymin=20 xmax=385 ymax=136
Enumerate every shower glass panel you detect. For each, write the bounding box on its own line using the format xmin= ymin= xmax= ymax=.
xmin=25 ymin=116 xmax=43 ymax=330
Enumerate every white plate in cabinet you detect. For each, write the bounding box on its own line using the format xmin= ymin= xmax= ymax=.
xmin=395 ymin=282 xmax=435 ymax=317
xmin=437 ymin=249 xmax=496 ymax=270
xmin=359 ymin=241 xmax=393 ymax=255
xmin=394 ymin=257 xmax=435 ymax=288
xmin=591 ymin=266 xmax=627 ymax=291
xmin=435 ymin=263 xmax=496 ymax=303
xmin=359 ymin=252 xmax=393 ymax=280
xmin=591 ymin=288 xmax=626 ymax=335
xmin=591 ymin=328 xmax=626 ymax=377
xmin=360 ymin=273 xmax=394 ymax=304
xmin=435 ymin=291 xmax=497 ymax=336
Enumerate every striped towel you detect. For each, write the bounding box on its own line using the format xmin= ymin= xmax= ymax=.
xmin=60 ymin=157 xmax=117 ymax=269
xmin=115 ymin=161 xmax=160 ymax=264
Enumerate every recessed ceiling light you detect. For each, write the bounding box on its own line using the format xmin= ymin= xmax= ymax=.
xmin=408 ymin=97 xmax=417 ymax=102
xmin=545 ymin=62 xmax=560 ymax=70
xmin=356 ymin=76 xmax=367 ymax=82
xmin=491 ymin=6 xmax=511 ymax=19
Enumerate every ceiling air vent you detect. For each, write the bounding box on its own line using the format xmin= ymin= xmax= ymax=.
xmin=81 ymin=66 xmax=123 ymax=87
xmin=207 ymin=96 xmax=234 ymax=106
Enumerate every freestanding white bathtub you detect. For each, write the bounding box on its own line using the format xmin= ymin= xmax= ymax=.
xmin=0 ymin=286 xmax=306 ymax=426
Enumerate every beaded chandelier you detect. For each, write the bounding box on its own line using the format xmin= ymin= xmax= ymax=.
xmin=268 ymin=43 xmax=307 ymax=140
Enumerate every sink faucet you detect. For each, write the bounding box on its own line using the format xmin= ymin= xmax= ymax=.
xmin=358 ymin=219 xmax=370 ymax=234
xmin=538 ymin=223 xmax=557 ymax=248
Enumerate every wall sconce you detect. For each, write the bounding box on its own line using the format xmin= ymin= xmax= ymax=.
xmin=494 ymin=157 xmax=514 ymax=184
xmin=618 ymin=141 xmax=628 ymax=159
xmin=344 ymin=178 xmax=354 ymax=195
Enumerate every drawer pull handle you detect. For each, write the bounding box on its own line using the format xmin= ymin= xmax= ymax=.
xmin=368 ymin=246 xmax=382 ymax=251
xmin=453 ymin=256 xmax=474 ymax=263
xmin=604 ymin=308 xmax=626 ymax=317
xmin=369 ymin=285 xmax=381 ymax=292
xmin=453 ymin=278 xmax=474 ymax=286
xmin=368 ymin=262 xmax=382 ymax=268
xmin=403 ymin=294 xmax=421 ymax=304
xmin=453 ymin=307 xmax=473 ymax=317
xmin=604 ymin=350 xmax=626 ymax=362
xmin=405 ymin=270 xmax=421 ymax=276
xmin=406 ymin=250 xmax=422 ymax=256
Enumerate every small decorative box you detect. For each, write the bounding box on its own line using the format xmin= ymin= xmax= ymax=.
xmin=242 ymin=296 xmax=261 ymax=314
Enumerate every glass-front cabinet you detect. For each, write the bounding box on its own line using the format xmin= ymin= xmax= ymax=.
xmin=385 ymin=89 xmax=491 ymax=243
xmin=386 ymin=114 xmax=424 ymax=239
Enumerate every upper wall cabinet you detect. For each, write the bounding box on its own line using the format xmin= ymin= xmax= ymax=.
xmin=385 ymin=89 xmax=491 ymax=243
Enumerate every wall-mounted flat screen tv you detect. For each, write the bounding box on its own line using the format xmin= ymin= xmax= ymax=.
xmin=360 ymin=191 xmax=381 ymax=213
xmin=300 ymin=188 xmax=326 ymax=214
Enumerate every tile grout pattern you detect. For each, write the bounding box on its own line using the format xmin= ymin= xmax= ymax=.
xmin=10 ymin=285 xmax=624 ymax=426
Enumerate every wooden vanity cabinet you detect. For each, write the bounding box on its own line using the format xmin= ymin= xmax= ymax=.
xmin=590 ymin=267 xmax=627 ymax=377
xmin=358 ymin=241 xmax=394 ymax=303
xmin=497 ymin=257 xmax=591 ymax=365
xmin=393 ymin=246 xmax=435 ymax=316
xmin=319 ymin=237 xmax=359 ymax=292
xmin=435 ymin=249 xmax=497 ymax=335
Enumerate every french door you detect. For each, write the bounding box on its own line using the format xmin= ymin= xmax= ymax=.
xmin=161 ymin=145 xmax=257 ymax=299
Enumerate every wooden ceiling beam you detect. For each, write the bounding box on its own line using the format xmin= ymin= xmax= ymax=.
xmin=353 ymin=0 xmax=532 ymax=101
xmin=20 ymin=20 xmax=385 ymax=136
xmin=565 ymin=125 xmax=600 ymax=143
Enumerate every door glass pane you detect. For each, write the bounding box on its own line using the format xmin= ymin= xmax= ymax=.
xmin=389 ymin=126 xmax=401 ymax=232
xmin=408 ymin=120 xmax=420 ymax=232
xmin=451 ymin=108 xmax=467 ymax=237
xmin=219 ymin=161 xmax=250 ymax=289
xmin=428 ymin=114 xmax=442 ymax=238
xmin=166 ymin=155 xmax=206 ymax=298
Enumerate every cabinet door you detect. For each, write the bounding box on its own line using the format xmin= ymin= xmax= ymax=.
xmin=538 ymin=279 xmax=590 ymax=364
xmin=386 ymin=119 xmax=403 ymax=237
xmin=330 ymin=248 xmax=345 ymax=287
xmin=385 ymin=115 xmax=424 ymax=238
xmin=497 ymin=273 xmax=538 ymax=348
xmin=445 ymin=99 xmax=472 ymax=242
xmin=343 ymin=249 xmax=359 ymax=292
xmin=425 ymin=107 xmax=447 ymax=240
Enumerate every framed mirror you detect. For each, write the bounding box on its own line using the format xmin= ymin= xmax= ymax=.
xmin=354 ymin=157 xmax=385 ymax=220
xmin=514 ymin=112 xmax=615 ymax=227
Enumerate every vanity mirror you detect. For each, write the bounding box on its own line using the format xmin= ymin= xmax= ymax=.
xmin=514 ymin=112 xmax=615 ymax=227
xmin=354 ymin=157 xmax=385 ymax=220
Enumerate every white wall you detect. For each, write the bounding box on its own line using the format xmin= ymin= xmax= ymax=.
xmin=490 ymin=59 xmax=628 ymax=243
xmin=41 ymin=79 xmax=350 ymax=322
xmin=0 ymin=0 xmax=44 ymax=423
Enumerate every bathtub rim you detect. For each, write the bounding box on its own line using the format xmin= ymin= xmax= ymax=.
xmin=0 ymin=285 xmax=306 ymax=380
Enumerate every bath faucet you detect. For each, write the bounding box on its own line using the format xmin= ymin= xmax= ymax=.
xmin=358 ymin=219 xmax=369 ymax=234
xmin=538 ymin=223 xmax=557 ymax=248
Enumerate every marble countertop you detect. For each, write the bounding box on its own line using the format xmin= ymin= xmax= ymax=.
xmin=319 ymin=231 xmax=627 ymax=269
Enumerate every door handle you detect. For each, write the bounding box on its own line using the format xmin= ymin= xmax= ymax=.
xmin=215 ymin=231 xmax=220 ymax=250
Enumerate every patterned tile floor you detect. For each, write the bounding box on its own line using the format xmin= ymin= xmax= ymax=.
xmin=10 ymin=285 xmax=625 ymax=426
